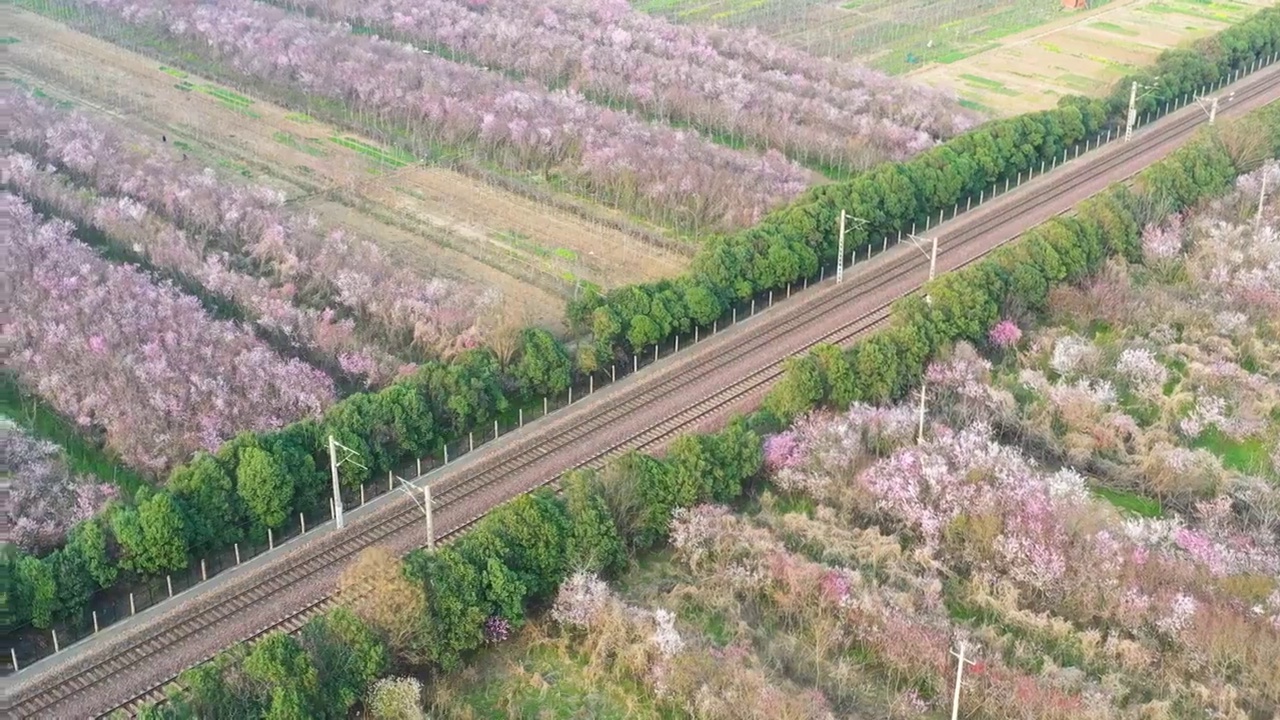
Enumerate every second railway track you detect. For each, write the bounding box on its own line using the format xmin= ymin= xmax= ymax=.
xmin=7 ymin=60 xmax=1278 ymax=720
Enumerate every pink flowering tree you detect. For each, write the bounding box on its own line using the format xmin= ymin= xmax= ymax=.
xmin=5 ymin=90 xmax=492 ymax=364
xmin=986 ymin=319 xmax=1022 ymax=350
xmin=7 ymin=194 xmax=336 ymax=473
xmin=278 ymin=0 xmax=974 ymax=171
xmin=70 ymin=0 xmax=815 ymax=232
xmin=2 ymin=421 xmax=119 ymax=553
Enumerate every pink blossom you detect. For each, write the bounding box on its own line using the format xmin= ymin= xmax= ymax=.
xmin=987 ymin=319 xmax=1022 ymax=349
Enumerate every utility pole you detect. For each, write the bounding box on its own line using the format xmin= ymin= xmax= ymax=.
xmin=328 ymin=435 xmax=366 ymax=530
xmin=1257 ymin=167 xmax=1269 ymax=228
xmin=1193 ymin=90 xmax=1232 ymax=124
xmin=392 ymin=474 xmax=435 ymax=549
xmin=836 ymin=210 xmax=867 ymax=284
xmin=950 ymin=641 xmax=976 ymax=720
xmin=1125 ymin=78 xmax=1160 ymax=142
xmin=907 ymin=234 xmax=939 ymax=443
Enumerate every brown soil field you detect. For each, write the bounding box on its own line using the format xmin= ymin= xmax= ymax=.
xmin=5 ymin=8 xmax=690 ymax=331
xmin=908 ymin=0 xmax=1275 ymax=116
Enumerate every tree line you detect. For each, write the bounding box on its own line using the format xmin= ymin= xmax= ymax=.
xmin=131 ymin=100 xmax=1280 ymax=718
xmin=4 ymin=332 xmax=572 ymax=636
xmin=5 ymin=5 xmax=1278 ymax=648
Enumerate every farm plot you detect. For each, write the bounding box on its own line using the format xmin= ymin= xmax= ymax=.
xmin=635 ymin=0 xmax=1077 ymax=72
xmin=908 ymin=0 xmax=1276 ymax=115
xmin=4 ymin=9 xmax=686 ymax=331
xmin=635 ymin=0 xmax=1272 ymax=116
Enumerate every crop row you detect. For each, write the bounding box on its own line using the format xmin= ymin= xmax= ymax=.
xmin=67 ymin=0 xmax=816 ymax=233
xmin=282 ymin=0 xmax=973 ymax=172
xmin=6 ymin=193 xmax=336 ymax=474
xmin=5 ymin=89 xmax=491 ymax=366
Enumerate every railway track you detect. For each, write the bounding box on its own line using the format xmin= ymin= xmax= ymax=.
xmin=6 ymin=61 xmax=1277 ymax=720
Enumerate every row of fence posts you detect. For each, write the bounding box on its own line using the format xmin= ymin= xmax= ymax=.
xmin=9 ymin=50 xmax=1278 ymax=677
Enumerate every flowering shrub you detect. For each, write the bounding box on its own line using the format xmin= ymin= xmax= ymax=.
xmin=7 ymin=193 xmax=334 ymax=472
xmin=482 ymin=615 xmax=512 ymax=644
xmin=987 ymin=319 xmax=1023 ymax=349
xmin=1140 ymin=213 xmax=1184 ymax=263
xmin=550 ymin=570 xmax=614 ymax=629
xmin=3 ymin=421 xmax=118 ymax=553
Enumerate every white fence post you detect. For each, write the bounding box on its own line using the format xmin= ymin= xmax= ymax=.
xmin=201 ymin=559 xmax=207 ymax=582
xmin=268 ymin=528 xmax=274 ymax=550
xmin=51 ymin=630 xmax=59 ymax=654
xmin=11 ymin=648 xmax=17 ymax=672
xmin=300 ymin=513 xmax=306 ymax=534
xmin=167 ymin=575 xmax=173 ymax=598
xmin=130 ymin=593 xmax=137 ymax=616
xmin=235 ymin=543 xmax=241 ymax=565
xmin=93 ymin=611 xmax=99 ymax=634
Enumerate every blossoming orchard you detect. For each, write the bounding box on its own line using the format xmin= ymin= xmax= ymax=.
xmin=6 ymin=0 xmax=1280 ymax=715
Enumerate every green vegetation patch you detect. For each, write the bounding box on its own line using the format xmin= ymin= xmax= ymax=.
xmin=1091 ymin=485 xmax=1164 ymax=518
xmin=159 ymin=65 xmax=189 ymax=79
xmin=1192 ymin=428 xmax=1273 ymax=474
xmin=0 ymin=36 xmax=21 ymax=44
xmin=272 ymin=130 xmax=329 ymax=158
xmin=329 ymin=136 xmax=415 ymax=168
xmin=1091 ymin=21 xmax=1139 ymax=36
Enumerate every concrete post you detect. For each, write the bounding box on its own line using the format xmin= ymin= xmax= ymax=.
xmin=52 ymin=630 xmax=59 ymax=653
xmin=93 ymin=610 xmax=100 ymax=633
xmin=469 ymin=432 xmax=474 ymax=452
xmin=519 ymin=408 xmax=523 ymax=427
xmin=167 ymin=575 xmax=173 ymax=598
xmin=11 ymin=648 xmax=17 ymax=673
xmin=300 ymin=512 xmax=306 ymax=535
xmin=201 ymin=559 xmax=207 ymax=582
xmin=234 ymin=543 xmax=241 ymax=565
xmin=417 ymin=458 xmax=422 ymax=476
xmin=130 ymin=592 xmax=137 ymax=615
xmin=268 ymin=528 xmax=274 ymax=550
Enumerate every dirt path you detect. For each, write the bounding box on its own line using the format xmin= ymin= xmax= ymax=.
xmin=5 ymin=8 xmax=686 ymax=329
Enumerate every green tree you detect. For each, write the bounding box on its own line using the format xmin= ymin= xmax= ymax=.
xmin=666 ymin=434 xmax=716 ymax=506
xmin=763 ymin=355 xmax=825 ymax=421
xmin=112 ymin=491 xmax=189 ymax=575
xmin=403 ymin=548 xmax=485 ymax=671
xmin=168 ymin=453 xmax=241 ymax=555
xmin=65 ymin=519 xmax=116 ymax=588
xmin=812 ymin=344 xmax=855 ymax=408
xmin=562 ymin=471 xmax=626 ymax=575
xmin=15 ymin=554 xmax=57 ymax=628
xmin=511 ymin=328 xmax=572 ymax=396
xmin=237 ymin=446 xmax=293 ymax=529
xmin=705 ymin=418 xmax=763 ymax=501
xmin=485 ymin=491 xmax=569 ymax=600
xmin=243 ymin=633 xmax=320 ymax=720
xmin=452 ymin=530 xmax=527 ymax=625
xmin=300 ymin=608 xmax=388 ymax=716
xmin=176 ymin=651 xmax=258 ymax=719
xmin=626 ymin=314 xmax=662 ymax=352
